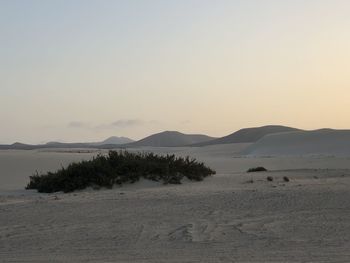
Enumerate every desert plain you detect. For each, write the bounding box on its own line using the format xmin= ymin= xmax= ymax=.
xmin=1 ymin=142 xmax=350 ymax=262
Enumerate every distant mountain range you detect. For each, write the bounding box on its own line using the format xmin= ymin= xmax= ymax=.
xmin=0 ymin=136 xmax=134 ymax=150
xmin=0 ymin=131 xmax=215 ymax=149
xmin=0 ymin=125 xmax=325 ymax=150
xmin=44 ymin=136 xmax=134 ymax=147
xmin=3 ymin=126 xmax=350 ymax=156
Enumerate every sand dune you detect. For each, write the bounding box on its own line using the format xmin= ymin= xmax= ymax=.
xmin=243 ymin=129 xmax=350 ymax=156
xmin=193 ymin=125 xmax=300 ymax=146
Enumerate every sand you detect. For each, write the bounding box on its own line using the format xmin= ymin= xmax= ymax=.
xmin=1 ymin=144 xmax=350 ymax=262
xmin=0 ymin=149 xmax=101 ymax=190
xmin=243 ymin=129 xmax=350 ymax=156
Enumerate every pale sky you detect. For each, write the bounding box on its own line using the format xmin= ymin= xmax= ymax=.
xmin=1 ymin=0 xmax=350 ymax=143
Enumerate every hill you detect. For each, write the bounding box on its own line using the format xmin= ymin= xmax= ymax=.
xmin=0 ymin=142 xmax=36 ymax=150
xmin=0 ymin=136 xmax=134 ymax=150
xmin=125 ymin=131 xmax=216 ymax=147
xmin=193 ymin=125 xmax=301 ymax=146
xmin=92 ymin=136 xmax=134 ymax=146
xmin=242 ymin=129 xmax=350 ymax=156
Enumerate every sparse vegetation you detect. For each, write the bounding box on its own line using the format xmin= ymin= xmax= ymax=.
xmin=247 ymin=167 xmax=267 ymax=173
xmin=267 ymin=176 xmax=273 ymax=182
xmin=283 ymin=176 xmax=290 ymax=182
xmin=26 ymin=151 xmax=216 ymax=193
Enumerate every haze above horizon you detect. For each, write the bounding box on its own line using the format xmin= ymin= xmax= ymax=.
xmin=1 ymin=0 xmax=349 ymax=144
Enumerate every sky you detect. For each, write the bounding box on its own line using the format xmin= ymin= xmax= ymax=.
xmin=1 ymin=0 xmax=350 ymax=143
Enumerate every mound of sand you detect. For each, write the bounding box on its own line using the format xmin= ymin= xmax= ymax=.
xmin=242 ymin=129 xmax=350 ymax=156
xmin=193 ymin=125 xmax=300 ymax=146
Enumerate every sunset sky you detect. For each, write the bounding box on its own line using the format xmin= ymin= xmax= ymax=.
xmin=1 ymin=0 xmax=349 ymax=143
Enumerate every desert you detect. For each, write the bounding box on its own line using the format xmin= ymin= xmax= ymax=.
xmin=2 ymin=1 xmax=350 ymax=261
xmin=1 ymin=133 xmax=350 ymax=262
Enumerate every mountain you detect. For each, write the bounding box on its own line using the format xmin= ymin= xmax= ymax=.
xmin=45 ymin=141 xmax=63 ymax=145
xmin=0 ymin=142 xmax=36 ymax=150
xmin=93 ymin=136 xmax=134 ymax=146
xmin=124 ymin=131 xmax=216 ymax=147
xmin=241 ymin=129 xmax=350 ymax=156
xmin=42 ymin=142 xmax=95 ymax=148
xmin=42 ymin=136 xmax=134 ymax=148
xmin=192 ymin=125 xmax=301 ymax=146
xmin=0 ymin=136 xmax=134 ymax=150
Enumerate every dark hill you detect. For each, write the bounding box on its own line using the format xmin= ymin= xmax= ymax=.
xmin=0 ymin=136 xmax=134 ymax=150
xmin=92 ymin=136 xmax=134 ymax=146
xmin=125 ymin=131 xmax=216 ymax=147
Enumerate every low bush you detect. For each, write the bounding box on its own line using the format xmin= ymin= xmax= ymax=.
xmin=247 ymin=167 xmax=267 ymax=173
xmin=26 ymin=151 xmax=216 ymax=193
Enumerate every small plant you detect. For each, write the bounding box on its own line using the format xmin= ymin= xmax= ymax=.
xmin=26 ymin=151 xmax=216 ymax=193
xmin=283 ymin=176 xmax=290 ymax=182
xmin=247 ymin=167 xmax=267 ymax=173
xmin=267 ymin=176 xmax=273 ymax=182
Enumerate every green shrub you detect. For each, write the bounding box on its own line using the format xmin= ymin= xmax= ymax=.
xmin=26 ymin=151 xmax=216 ymax=193
xmin=247 ymin=167 xmax=267 ymax=173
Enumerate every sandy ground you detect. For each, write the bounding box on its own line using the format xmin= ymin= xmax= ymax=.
xmin=243 ymin=129 xmax=350 ymax=156
xmin=1 ymin=145 xmax=350 ymax=262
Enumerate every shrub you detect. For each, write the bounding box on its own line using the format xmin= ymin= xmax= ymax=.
xmin=26 ymin=151 xmax=216 ymax=193
xmin=283 ymin=176 xmax=290 ymax=182
xmin=267 ymin=176 xmax=273 ymax=182
xmin=247 ymin=167 xmax=267 ymax=173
